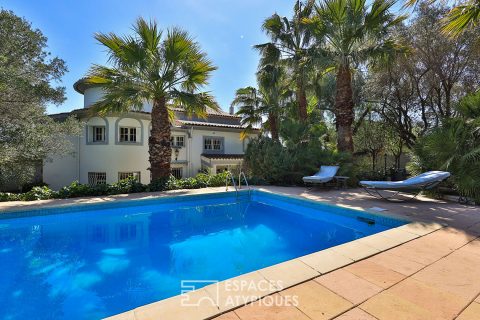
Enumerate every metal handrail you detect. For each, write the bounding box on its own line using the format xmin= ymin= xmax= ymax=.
xmin=225 ymin=170 xmax=252 ymax=200
xmin=225 ymin=171 xmax=238 ymax=195
xmin=238 ymin=171 xmax=250 ymax=190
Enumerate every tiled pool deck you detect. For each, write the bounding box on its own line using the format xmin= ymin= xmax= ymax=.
xmin=1 ymin=186 xmax=480 ymax=320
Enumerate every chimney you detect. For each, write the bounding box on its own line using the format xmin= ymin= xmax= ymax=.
xmin=229 ymin=105 xmax=235 ymax=115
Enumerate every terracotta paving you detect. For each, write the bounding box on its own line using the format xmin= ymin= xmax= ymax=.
xmin=2 ymin=186 xmax=479 ymax=320
xmin=210 ymin=187 xmax=480 ymax=320
xmin=221 ymin=228 xmax=480 ymax=320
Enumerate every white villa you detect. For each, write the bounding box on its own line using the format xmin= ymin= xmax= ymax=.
xmin=43 ymin=79 xmax=258 ymax=190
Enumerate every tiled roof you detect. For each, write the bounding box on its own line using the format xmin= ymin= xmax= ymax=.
xmin=49 ymin=109 xmax=259 ymax=131
xmin=201 ymin=154 xmax=245 ymax=160
xmin=171 ymin=106 xmax=239 ymax=118
xmin=176 ymin=119 xmax=246 ymax=129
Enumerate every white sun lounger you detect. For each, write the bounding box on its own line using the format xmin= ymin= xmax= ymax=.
xmin=360 ymin=171 xmax=451 ymax=200
xmin=303 ymin=166 xmax=339 ymax=186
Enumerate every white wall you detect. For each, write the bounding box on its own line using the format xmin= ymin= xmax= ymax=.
xmin=43 ymin=137 xmax=79 ymax=190
xmin=83 ymin=87 xmax=152 ymax=112
xmin=79 ymin=117 xmax=151 ymax=185
xmin=188 ymin=129 xmax=250 ymax=175
xmin=83 ymin=87 xmax=105 ymax=108
xmin=43 ymin=115 xmax=256 ymax=189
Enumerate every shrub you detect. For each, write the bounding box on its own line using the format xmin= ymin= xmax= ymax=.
xmin=0 ymin=192 xmax=22 ymax=202
xmin=412 ymin=91 xmax=480 ymax=202
xmin=108 ymin=176 xmax=146 ymax=194
xmin=0 ymin=171 xmax=250 ymax=202
xmin=21 ymin=186 xmax=57 ymax=201
xmin=205 ymin=171 xmax=229 ymax=187
xmin=194 ymin=173 xmax=212 ymax=187
xmin=176 ymin=177 xmax=202 ymax=189
xmin=158 ymin=172 xmax=230 ymax=190
xmin=147 ymin=176 xmax=172 ymax=192
xmin=57 ymin=181 xmax=94 ymax=198
xmin=20 ymin=181 xmax=49 ymax=193
xmin=244 ymin=136 xmax=344 ymax=185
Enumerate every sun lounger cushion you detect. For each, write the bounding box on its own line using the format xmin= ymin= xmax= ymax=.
xmin=303 ymin=166 xmax=339 ymax=184
xmin=360 ymin=171 xmax=450 ymax=190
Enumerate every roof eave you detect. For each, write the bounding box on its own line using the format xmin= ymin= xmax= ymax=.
xmin=73 ymin=78 xmax=88 ymax=94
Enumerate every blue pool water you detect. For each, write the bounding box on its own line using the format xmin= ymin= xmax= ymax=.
xmin=0 ymin=191 xmax=406 ymax=319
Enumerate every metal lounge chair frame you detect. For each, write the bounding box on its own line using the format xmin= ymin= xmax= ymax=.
xmin=360 ymin=171 xmax=451 ymax=201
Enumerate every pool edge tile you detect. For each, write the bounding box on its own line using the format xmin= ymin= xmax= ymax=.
xmin=396 ymin=222 xmax=444 ymax=236
xmin=203 ymin=271 xmax=277 ymax=313
xmin=357 ymin=233 xmax=407 ymax=251
xmin=377 ymin=227 xmax=420 ymax=242
xmin=133 ymin=288 xmax=219 ymax=320
xmin=331 ymin=241 xmax=381 ymax=261
xmin=300 ymin=249 xmax=354 ymax=274
xmin=257 ymin=259 xmax=320 ymax=290
xmin=103 ymin=311 xmax=136 ymax=320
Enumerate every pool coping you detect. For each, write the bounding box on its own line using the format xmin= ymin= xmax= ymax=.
xmin=0 ymin=187 xmax=240 ymax=215
xmin=97 ymin=188 xmax=445 ymax=320
xmin=0 ymin=187 xmax=445 ymax=320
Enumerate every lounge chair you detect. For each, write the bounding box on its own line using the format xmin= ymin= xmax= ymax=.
xmin=360 ymin=171 xmax=451 ymax=200
xmin=303 ymin=166 xmax=339 ymax=187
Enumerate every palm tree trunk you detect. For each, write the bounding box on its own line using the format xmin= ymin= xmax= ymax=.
xmin=268 ymin=112 xmax=279 ymax=141
xmin=149 ymin=97 xmax=172 ymax=180
xmin=334 ymin=64 xmax=354 ymax=152
xmin=296 ymin=78 xmax=308 ymax=122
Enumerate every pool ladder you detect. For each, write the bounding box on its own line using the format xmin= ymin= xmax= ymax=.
xmin=225 ymin=171 xmax=251 ymax=199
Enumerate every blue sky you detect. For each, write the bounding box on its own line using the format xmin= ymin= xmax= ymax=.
xmin=2 ymin=0 xmax=294 ymax=114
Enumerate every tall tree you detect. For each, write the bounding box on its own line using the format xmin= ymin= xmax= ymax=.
xmin=232 ymin=87 xmax=268 ymax=138
xmin=85 ymin=18 xmax=218 ymax=180
xmin=366 ymin=4 xmax=480 ymax=147
xmin=255 ymin=0 xmax=315 ymax=122
xmin=354 ymin=118 xmax=387 ymax=171
xmin=0 ymin=10 xmax=80 ymax=190
xmin=405 ymin=0 xmax=480 ymax=37
xmin=414 ymin=91 xmax=480 ymax=201
xmin=306 ymin=0 xmax=405 ymax=152
xmin=232 ymin=65 xmax=290 ymax=141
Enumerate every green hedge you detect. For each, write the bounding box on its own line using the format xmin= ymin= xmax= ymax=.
xmin=0 ymin=171 xmax=231 ymax=202
xmin=244 ymin=136 xmax=351 ymax=185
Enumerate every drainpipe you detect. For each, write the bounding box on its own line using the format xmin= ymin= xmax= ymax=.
xmin=188 ymin=126 xmax=193 ymax=176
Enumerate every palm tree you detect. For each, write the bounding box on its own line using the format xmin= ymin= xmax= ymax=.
xmin=306 ymin=0 xmax=405 ymax=152
xmin=232 ymin=65 xmax=290 ymax=141
xmin=415 ymin=91 xmax=480 ymax=202
xmin=255 ymin=0 xmax=315 ymax=122
xmin=84 ymin=18 xmax=217 ymax=180
xmin=231 ymin=87 xmax=265 ymax=138
xmin=443 ymin=2 xmax=480 ymax=36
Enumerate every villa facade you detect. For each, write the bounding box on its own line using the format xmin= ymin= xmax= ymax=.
xmin=43 ymin=79 xmax=258 ymax=190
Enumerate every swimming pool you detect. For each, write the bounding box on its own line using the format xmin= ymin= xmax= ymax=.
xmin=0 ymin=190 xmax=406 ymax=319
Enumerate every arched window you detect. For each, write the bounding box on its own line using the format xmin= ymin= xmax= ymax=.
xmin=115 ymin=117 xmax=144 ymax=145
xmin=86 ymin=117 xmax=109 ymax=145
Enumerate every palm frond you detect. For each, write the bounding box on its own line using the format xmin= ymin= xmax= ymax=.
xmin=312 ymin=0 xmax=404 ymax=66
xmin=442 ymin=1 xmax=480 ymax=37
xmin=134 ymin=18 xmax=162 ymax=52
xmin=254 ymin=43 xmax=281 ymax=65
xmin=240 ymin=125 xmax=255 ymax=140
xmin=169 ymin=90 xmax=218 ymax=119
xmin=85 ymin=18 xmax=216 ymax=123
xmin=461 ymin=146 xmax=480 ymax=163
xmin=85 ymin=64 xmax=148 ymax=115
